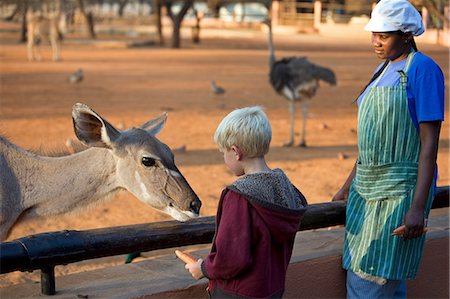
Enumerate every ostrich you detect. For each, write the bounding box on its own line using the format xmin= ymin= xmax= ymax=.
xmin=263 ymin=18 xmax=336 ymax=147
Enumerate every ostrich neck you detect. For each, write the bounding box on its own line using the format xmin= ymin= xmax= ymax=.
xmin=267 ymin=24 xmax=276 ymax=67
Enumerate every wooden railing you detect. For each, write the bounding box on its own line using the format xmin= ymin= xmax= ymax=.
xmin=0 ymin=186 xmax=448 ymax=296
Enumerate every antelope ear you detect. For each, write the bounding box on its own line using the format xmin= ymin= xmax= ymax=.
xmin=72 ymin=103 xmax=120 ymax=149
xmin=140 ymin=112 xmax=167 ymax=136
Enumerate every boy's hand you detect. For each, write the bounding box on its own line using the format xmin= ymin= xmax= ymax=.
xmin=185 ymin=259 xmax=204 ymax=280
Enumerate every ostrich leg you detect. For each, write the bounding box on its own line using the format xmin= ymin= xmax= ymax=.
xmin=284 ymin=100 xmax=296 ymax=147
xmin=299 ymin=100 xmax=308 ymax=147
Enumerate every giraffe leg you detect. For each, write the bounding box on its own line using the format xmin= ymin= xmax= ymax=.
xmin=299 ymin=100 xmax=308 ymax=147
xmin=283 ymin=100 xmax=295 ymax=147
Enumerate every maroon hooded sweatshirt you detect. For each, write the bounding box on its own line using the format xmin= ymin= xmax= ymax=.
xmin=201 ymin=168 xmax=308 ymax=298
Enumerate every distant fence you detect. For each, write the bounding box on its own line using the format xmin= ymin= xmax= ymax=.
xmin=275 ymin=0 xmax=374 ymax=26
xmin=1 ymin=186 xmax=448 ymax=296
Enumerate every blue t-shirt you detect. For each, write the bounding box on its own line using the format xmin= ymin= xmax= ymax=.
xmin=358 ymin=52 xmax=445 ymax=129
xmin=357 ymin=52 xmax=445 ymax=188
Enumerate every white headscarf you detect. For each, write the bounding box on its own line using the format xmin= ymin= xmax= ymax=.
xmin=365 ymin=0 xmax=424 ymax=36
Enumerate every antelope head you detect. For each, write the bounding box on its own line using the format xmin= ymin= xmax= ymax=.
xmin=71 ymin=103 xmax=201 ymax=221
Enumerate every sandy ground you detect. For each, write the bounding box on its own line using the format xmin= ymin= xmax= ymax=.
xmin=0 ymin=22 xmax=448 ymax=287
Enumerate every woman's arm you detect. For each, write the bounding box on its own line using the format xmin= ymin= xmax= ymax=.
xmin=332 ymin=161 xmax=357 ymax=202
xmin=403 ymin=121 xmax=441 ymax=240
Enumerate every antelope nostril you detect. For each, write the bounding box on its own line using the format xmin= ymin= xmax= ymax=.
xmin=169 ymin=202 xmax=174 ymax=208
xmin=190 ymin=200 xmax=201 ymax=214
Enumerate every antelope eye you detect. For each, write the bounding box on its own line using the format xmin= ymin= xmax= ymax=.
xmin=142 ymin=157 xmax=156 ymax=167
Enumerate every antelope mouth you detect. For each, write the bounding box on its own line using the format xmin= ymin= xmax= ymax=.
xmin=165 ymin=202 xmax=199 ymax=222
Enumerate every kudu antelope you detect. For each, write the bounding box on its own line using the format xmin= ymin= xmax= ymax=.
xmin=26 ymin=9 xmax=62 ymax=62
xmin=0 ymin=103 xmax=201 ymax=241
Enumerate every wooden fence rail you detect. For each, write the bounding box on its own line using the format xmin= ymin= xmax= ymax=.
xmin=0 ymin=186 xmax=448 ymax=295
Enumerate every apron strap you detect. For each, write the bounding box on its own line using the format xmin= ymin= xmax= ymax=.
xmin=403 ymin=51 xmax=416 ymax=73
xmin=372 ymin=60 xmax=390 ymax=86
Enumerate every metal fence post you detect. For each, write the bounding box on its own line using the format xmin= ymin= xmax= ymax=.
xmin=41 ymin=266 xmax=56 ymax=295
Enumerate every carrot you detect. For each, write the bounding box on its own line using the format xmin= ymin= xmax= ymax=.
xmin=175 ymin=250 xmax=197 ymax=264
xmin=391 ymin=225 xmax=428 ymax=236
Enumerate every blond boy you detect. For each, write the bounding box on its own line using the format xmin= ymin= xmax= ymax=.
xmin=185 ymin=106 xmax=308 ymax=298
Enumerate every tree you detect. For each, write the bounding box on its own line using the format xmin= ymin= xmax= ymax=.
xmin=422 ymin=0 xmax=449 ymax=28
xmin=164 ymin=0 xmax=194 ymax=48
xmin=76 ymin=0 xmax=96 ymax=39
xmin=191 ymin=4 xmax=203 ymax=43
xmin=3 ymin=3 xmax=20 ymax=21
xmin=20 ymin=1 xmax=28 ymax=43
xmin=153 ymin=0 xmax=164 ymax=45
xmin=117 ymin=0 xmax=130 ymax=16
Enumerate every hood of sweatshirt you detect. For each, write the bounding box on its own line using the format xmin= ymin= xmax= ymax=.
xmin=228 ymin=168 xmax=308 ymax=239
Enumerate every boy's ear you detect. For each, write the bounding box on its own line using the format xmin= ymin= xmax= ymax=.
xmin=231 ymin=145 xmax=243 ymax=161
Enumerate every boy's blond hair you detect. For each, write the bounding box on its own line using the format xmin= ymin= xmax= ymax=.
xmin=214 ymin=106 xmax=272 ymax=158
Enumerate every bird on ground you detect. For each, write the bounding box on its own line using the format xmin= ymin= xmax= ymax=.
xmin=210 ymin=80 xmax=225 ymax=95
xmin=263 ymin=18 xmax=336 ymax=147
xmin=68 ymin=68 xmax=84 ymax=84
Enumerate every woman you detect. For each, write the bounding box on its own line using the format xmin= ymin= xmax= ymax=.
xmin=332 ymin=0 xmax=445 ymax=298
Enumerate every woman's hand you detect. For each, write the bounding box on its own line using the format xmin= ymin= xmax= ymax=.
xmin=332 ymin=161 xmax=357 ymax=202
xmin=402 ymin=206 xmax=426 ymax=240
xmin=185 ymin=259 xmax=204 ymax=280
xmin=401 ymin=121 xmax=440 ymax=240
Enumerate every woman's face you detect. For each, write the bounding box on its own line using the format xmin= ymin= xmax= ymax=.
xmin=371 ymin=32 xmax=411 ymax=62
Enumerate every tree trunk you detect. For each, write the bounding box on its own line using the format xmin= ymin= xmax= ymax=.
xmin=191 ymin=6 xmax=202 ymax=44
xmin=423 ymin=0 xmax=449 ymax=28
xmin=153 ymin=0 xmax=164 ymax=45
xmin=76 ymin=0 xmax=96 ymax=39
xmin=206 ymin=0 xmax=221 ymax=17
xmin=172 ymin=18 xmax=181 ymax=48
xmin=4 ymin=4 xmax=20 ymax=21
xmin=165 ymin=0 xmax=193 ymax=48
xmin=118 ymin=0 xmax=129 ymax=17
xmin=20 ymin=1 xmax=28 ymax=43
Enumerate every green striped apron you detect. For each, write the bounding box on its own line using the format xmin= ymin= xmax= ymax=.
xmin=343 ymin=52 xmax=435 ymax=280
